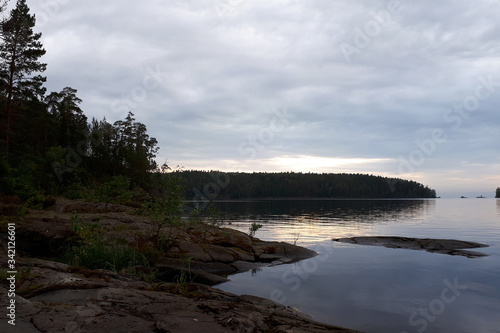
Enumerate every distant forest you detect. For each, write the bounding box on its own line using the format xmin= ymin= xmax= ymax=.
xmin=181 ymin=171 xmax=437 ymax=200
xmin=496 ymin=187 xmax=500 ymax=198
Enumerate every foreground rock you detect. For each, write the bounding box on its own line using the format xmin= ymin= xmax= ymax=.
xmin=0 ymin=256 xmax=360 ymax=333
xmin=0 ymin=198 xmax=360 ymax=332
xmin=13 ymin=198 xmax=317 ymax=285
xmin=333 ymin=236 xmax=489 ymax=258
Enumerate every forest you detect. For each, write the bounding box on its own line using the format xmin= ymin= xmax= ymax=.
xmin=181 ymin=171 xmax=436 ymax=201
xmin=0 ymin=0 xmax=160 ymax=203
xmin=496 ymin=187 xmax=500 ymax=198
xmin=0 ymin=0 xmax=436 ymax=206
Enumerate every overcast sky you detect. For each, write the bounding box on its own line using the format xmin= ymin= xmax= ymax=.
xmin=20 ymin=0 xmax=500 ymax=196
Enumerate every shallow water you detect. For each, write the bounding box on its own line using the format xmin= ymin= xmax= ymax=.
xmin=212 ymin=199 xmax=500 ymax=333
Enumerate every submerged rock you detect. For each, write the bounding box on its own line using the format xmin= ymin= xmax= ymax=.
xmin=333 ymin=236 xmax=489 ymax=258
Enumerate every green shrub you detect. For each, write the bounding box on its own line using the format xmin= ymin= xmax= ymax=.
xmin=64 ymin=238 xmax=148 ymax=271
xmin=64 ymin=215 xmax=148 ymax=271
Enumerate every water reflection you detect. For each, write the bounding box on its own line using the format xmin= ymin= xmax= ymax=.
xmin=214 ymin=199 xmax=434 ymax=221
xmin=217 ymin=200 xmax=500 ymax=333
xmin=205 ymin=199 xmax=436 ymax=244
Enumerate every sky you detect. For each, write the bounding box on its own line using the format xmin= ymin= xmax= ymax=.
xmin=15 ymin=0 xmax=500 ymax=197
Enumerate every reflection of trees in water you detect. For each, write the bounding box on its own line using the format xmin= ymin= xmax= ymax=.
xmin=214 ymin=199 xmax=436 ymax=225
xmin=497 ymin=199 xmax=500 ymax=216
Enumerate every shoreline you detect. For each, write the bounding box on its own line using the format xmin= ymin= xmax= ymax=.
xmin=0 ymin=197 xmax=361 ymax=332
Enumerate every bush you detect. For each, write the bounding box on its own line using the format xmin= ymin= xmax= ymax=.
xmin=90 ymin=175 xmax=134 ymax=204
xmin=64 ymin=239 xmax=148 ymax=271
xmin=64 ymin=215 xmax=148 ymax=271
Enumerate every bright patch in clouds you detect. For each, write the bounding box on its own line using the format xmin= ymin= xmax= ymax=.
xmin=268 ymin=155 xmax=394 ymax=173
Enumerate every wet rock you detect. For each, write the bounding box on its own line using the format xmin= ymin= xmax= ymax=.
xmin=333 ymin=236 xmax=489 ymax=258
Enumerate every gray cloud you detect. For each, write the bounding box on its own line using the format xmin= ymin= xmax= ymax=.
xmin=24 ymin=0 xmax=500 ymax=195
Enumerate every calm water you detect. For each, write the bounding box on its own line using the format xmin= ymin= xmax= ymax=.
xmin=211 ymin=199 xmax=500 ymax=333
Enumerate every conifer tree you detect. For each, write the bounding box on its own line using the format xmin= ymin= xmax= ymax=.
xmin=46 ymin=87 xmax=87 ymax=148
xmin=0 ymin=0 xmax=46 ymax=156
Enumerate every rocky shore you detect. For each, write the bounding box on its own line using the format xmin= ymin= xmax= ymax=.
xmin=333 ymin=236 xmax=489 ymax=258
xmin=0 ymin=198 xmax=360 ymax=332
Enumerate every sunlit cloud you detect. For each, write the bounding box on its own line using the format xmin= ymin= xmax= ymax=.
xmin=267 ymin=155 xmax=395 ymax=173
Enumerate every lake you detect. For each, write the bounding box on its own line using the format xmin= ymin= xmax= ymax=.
xmin=210 ymin=199 xmax=500 ymax=333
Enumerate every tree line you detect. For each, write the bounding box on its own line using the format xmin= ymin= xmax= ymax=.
xmin=0 ymin=0 xmax=159 ymax=201
xmin=181 ymin=171 xmax=437 ymax=200
xmin=496 ymin=187 xmax=500 ymax=198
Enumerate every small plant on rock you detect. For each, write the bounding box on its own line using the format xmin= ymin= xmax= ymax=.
xmin=249 ymin=222 xmax=263 ymax=238
xmin=143 ymin=173 xmax=185 ymax=249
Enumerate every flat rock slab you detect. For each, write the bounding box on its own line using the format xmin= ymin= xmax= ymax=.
xmin=333 ymin=236 xmax=489 ymax=258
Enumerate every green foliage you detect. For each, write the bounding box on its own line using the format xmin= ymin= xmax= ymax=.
xmin=205 ymin=202 xmax=223 ymax=228
xmin=45 ymin=87 xmax=87 ymax=148
xmin=173 ymin=257 xmax=194 ymax=293
xmin=249 ymin=222 xmax=263 ymax=238
xmin=92 ymin=176 xmax=134 ymax=204
xmin=64 ymin=239 xmax=148 ymax=272
xmin=64 ymin=215 xmax=148 ymax=271
xmin=87 ymin=112 xmax=159 ymax=187
xmin=0 ymin=4 xmax=159 ymax=201
xmin=143 ymin=173 xmax=185 ymax=247
xmin=123 ymin=266 xmax=159 ymax=284
xmin=0 ymin=0 xmax=47 ymax=161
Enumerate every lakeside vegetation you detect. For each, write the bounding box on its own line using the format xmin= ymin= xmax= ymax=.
xmin=496 ymin=187 xmax=500 ymax=198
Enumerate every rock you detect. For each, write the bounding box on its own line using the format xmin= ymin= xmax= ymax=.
xmin=202 ymin=243 xmax=240 ymax=263
xmin=0 ymin=257 xmax=361 ymax=333
xmin=212 ymin=227 xmax=254 ymax=252
xmin=174 ymin=240 xmax=214 ymax=262
xmin=155 ymin=264 xmax=229 ymax=285
xmin=54 ymin=198 xmax=130 ymax=214
xmin=160 ymin=258 xmax=237 ymax=275
xmin=253 ymin=240 xmax=317 ymax=261
xmin=333 ymin=236 xmax=489 ymax=258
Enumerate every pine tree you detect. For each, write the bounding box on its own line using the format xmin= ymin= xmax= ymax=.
xmin=0 ymin=0 xmax=46 ymax=156
xmin=46 ymin=87 xmax=87 ymax=148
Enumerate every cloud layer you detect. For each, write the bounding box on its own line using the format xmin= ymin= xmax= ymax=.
xmin=24 ymin=0 xmax=500 ymax=195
